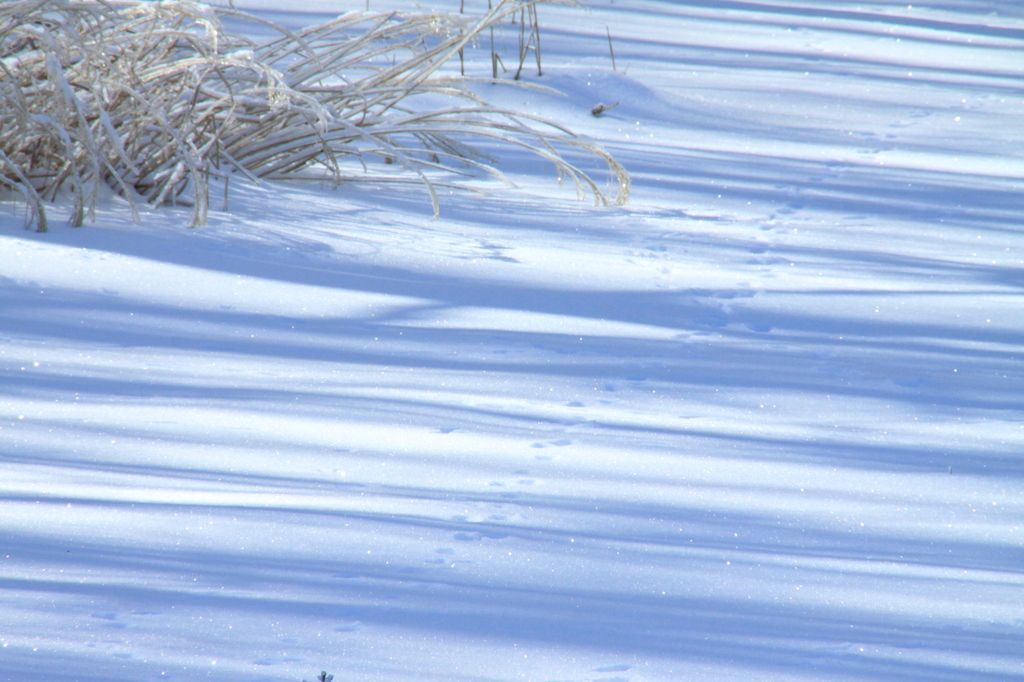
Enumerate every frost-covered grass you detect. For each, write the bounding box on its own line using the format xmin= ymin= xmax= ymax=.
xmin=0 ymin=0 xmax=627 ymax=231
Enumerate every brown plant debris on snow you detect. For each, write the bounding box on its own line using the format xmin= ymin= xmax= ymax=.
xmin=0 ymin=0 xmax=628 ymax=231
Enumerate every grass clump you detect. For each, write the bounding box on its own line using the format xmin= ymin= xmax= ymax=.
xmin=0 ymin=0 xmax=629 ymax=231
xmin=303 ymin=672 xmax=333 ymax=682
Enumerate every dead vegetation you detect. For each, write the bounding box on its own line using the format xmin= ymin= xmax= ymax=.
xmin=0 ymin=0 xmax=629 ymax=231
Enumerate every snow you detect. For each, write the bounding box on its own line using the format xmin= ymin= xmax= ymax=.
xmin=2 ymin=1 xmax=1023 ymax=680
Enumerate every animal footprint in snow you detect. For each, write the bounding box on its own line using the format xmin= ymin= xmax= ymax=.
xmin=454 ymin=531 xmax=509 ymax=541
xmin=91 ymin=612 xmax=128 ymax=629
xmin=591 ymin=663 xmax=632 ymax=682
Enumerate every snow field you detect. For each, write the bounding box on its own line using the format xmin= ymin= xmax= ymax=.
xmin=2 ymin=0 xmax=1023 ymax=680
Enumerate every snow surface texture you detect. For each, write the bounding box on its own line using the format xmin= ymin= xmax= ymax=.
xmin=1 ymin=1 xmax=1023 ymax=681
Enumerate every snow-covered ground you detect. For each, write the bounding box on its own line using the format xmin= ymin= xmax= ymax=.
xmin=2 ymin=1 xmax=1023 ymax=680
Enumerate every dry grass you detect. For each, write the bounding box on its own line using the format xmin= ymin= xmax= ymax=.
xmin=0 ymin=0 xmax=629 ymax=231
